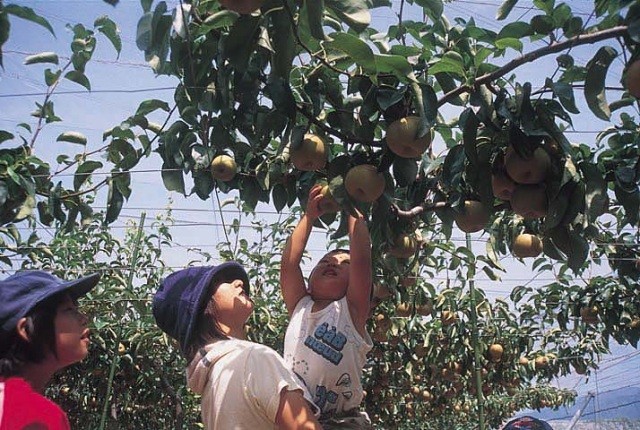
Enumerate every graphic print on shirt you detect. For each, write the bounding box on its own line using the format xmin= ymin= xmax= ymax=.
xmin=336 ymin=373 xmax=353 ymax=400
xmin=314 ymin=385 xmax=339 ymax=412
xmin=303 ymin=322 xmax=347 ymax=365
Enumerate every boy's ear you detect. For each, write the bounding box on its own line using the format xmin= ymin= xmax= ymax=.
xmin=16 ymin=317 xmax=31 ymax=342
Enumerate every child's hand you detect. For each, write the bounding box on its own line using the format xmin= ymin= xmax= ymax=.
xmin=305 ymin=185 xmax=325 ymax=220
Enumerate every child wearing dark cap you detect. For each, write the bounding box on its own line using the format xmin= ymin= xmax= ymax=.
xmin=152 ymin=262 xmax=322 ymax=430
xmin=0 ymin=270 xmax=101 ymax=430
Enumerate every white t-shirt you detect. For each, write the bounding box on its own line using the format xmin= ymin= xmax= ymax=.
xmin=187 ymin=339 xmax=313 ymax=429
xmin=284 ymin=296 xmax=372 ymax=417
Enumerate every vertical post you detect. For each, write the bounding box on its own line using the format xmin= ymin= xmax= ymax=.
xmin=566 ymin=392 xmax=595 ymax=430
xmin=98 ymin=213 xmax=146 ymax=430
xmin=466 ymin=233 xmax=486 ymax=430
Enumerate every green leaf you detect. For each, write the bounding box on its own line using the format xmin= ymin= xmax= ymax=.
xmin=305 ymin=0 xmax=326 ymax=40
xmin=324 ymin=33 xmax=375 ymax=74
xmin=95 ymin=16 xmax=122 ymax=56
xmin=392 ymin=157 xmax=418 ymax=187
xmin=497 ymin=21 xmax=531 ymax=39
xmin=374 ymin=54 xmax=415 ymax=81
xmin=270 ymin=10 xmax=296 ymax=80
xmin=141 ymin=0 xmax=153 ymax=13
xmin=136 ymin=11 xmax=153 ymax=51
xmin=414 ymin=0 xmax=443 ymax=20
xmin=272 ymin=184 xmax=288 ymax=212
xmin=201 ymin=10 xmax=238 ymax=32
xmin=376 ymin=87 xmax=406 ymax=111
xmin=64 ymin=70 xmax=91 ymax=90
xmin=44 ymin=68 xmax=61 ymax=86
xmin=417 ymin=84 xmax=438 ymax=127
xmin=0 ymin=130 xmax=14 ymax=145
xmin=556 ymin=54 xmax=574 ymax=69
xmin=161 ymin=161 xmax=185 ymax=195
xmin=224 ymin=15 xmax=261 ymax=72
xmin=74 ymin=160 xmax=103 ymax=191
xmin=428 ymin=51 xmax=466 ymax=79
xmin=496 ymin=0 xmax=518 ymax=20
xmin=56 ymin=131 xmax=87 ymax=145
xmin=494 ymin=37 xmax=523 ymax=52
xmin=581 ymin=163 xmax=608 ymax=222
xmin=325 ymin=0 xmax=371 ymax=33
xmin=14 ymin=194 xmax=35 ymax=222
xmin=105 ymin=180 xmax=123 ymax=224
xmin=530 ymin=14 xmax=554 ymax=34
xmin=135 ymin=99 xmax=170 ymax=116
xmin=547 ymin=78 xmax=579 ymax=114
xmin=584 ymin=46 xmax=617 ymax=121
xmin=566 ymin=230 xmax=589 ymax=273
xmin=24 ymin=51 xmax=58 ymax=65
xmin=4 ymin=4 xmax=54 ymax=36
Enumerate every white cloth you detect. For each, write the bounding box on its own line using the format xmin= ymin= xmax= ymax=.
xmin=187 ymin=338 xmax=314 ymax=430
xmin=284 ymin=296 xmax=372 ymax=417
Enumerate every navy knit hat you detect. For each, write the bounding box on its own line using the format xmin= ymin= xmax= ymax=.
xmin=152 ymin=262 xmax=250 ymax=353
xmin=0 ymin=270 xmax=101 ymax=332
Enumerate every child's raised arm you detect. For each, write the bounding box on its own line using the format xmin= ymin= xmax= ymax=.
xmin=346 ymin=209 xmax=372 ymax=334
xmin=280 ymin=185 xmax=325 ymax=316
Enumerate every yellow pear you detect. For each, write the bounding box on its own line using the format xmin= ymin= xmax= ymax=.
xmin=580 ymin=305 xmax=599 ymax=324
xmin=488 ymin=343 xmax=504 ymax=362
xmin=386 ymin=116 xmax=433 ymax=158
xmin=318 ymin=184 xmax=340 ymax=213
xmin=510 ymin=184 xmax=547 ymax=219
xmin=210 ymin=154 xmax=237 ymax=181
xmin=344 ymin=164 xmax=385 ymax=202
xmin=491 ymin=170 xmax=517 ymax=200
xmin=389 ymin=233 xmax=418 ymax=259
xmin=291 ymin=134 xmax=326 ymax=171
xmin=441 ymin=310 xmax=457 ymax=326
xmin=625 ymin=60 xmax=640 ymax=98
xmin=512 ymin=233 xmax=543 ymax=258
xmin=454 ymin=200 xmax=490 ymax=233
xmin=504 ymin=146 xmax=550 ymax=184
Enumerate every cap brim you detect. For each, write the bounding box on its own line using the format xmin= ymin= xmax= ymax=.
xmin=60 ymin=273 xmax=101 ymax=299
xmin=210 ymin=261 xmax=250 ymax=295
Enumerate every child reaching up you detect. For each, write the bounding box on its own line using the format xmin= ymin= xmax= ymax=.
xmin=280 ymin=184 xmax=374 ymax=429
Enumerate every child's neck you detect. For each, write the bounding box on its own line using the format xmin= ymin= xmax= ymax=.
xmin=311 ymin=298 xmax=335 ymax=312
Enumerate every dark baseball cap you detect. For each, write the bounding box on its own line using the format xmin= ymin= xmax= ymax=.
xmin=152 ymin=262 xmax=250 ymax=353
xmin=0 ymin=270 xmax=101 ymax=332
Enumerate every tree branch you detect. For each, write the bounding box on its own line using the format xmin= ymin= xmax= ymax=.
xmin=392 ymin=201 xmax=449 ymax=219
xmin=297 ymin=105 xmax=381 ymax=147
xmin=438 ymin=25 xmax=629 ymax=106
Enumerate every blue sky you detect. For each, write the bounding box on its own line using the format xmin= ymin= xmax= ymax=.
xmin=2 ymin=0 xmax=639 ymax=409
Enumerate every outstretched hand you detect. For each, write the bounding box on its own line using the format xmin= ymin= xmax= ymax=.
xmin=305 ymin=185 xmax=325 ymax=220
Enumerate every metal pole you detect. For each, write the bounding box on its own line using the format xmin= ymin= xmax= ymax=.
xmin=466 ymin=233 xmax=486 ymax=430
xmin=98 ymin=212 xmax=146 ymax=430
xmin=566 ymin=392 xmax=595 ymax=430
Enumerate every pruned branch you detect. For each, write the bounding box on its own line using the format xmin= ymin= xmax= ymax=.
xmin=438 ymin=25 xmax=629 ymax=106
xmin=393 ymin=201 xmax=449 ymax=219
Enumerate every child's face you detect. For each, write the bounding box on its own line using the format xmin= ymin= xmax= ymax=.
xmin=212 ymin=278 xmax=254 ymax=326
xmin=308 ymin=251 xmax=350 ymax=300
xmin=53 ymin=294 xmax=91 ymax=368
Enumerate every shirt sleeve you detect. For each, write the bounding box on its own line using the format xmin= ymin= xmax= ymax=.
xmin=243 ymin=344 xmax=313 ymax=423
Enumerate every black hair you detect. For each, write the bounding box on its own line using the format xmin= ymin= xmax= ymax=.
xmin=0 ymin=291 xmax=67 ymax=378
xmin=184 ymin=274 xmax=231 ymax=361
